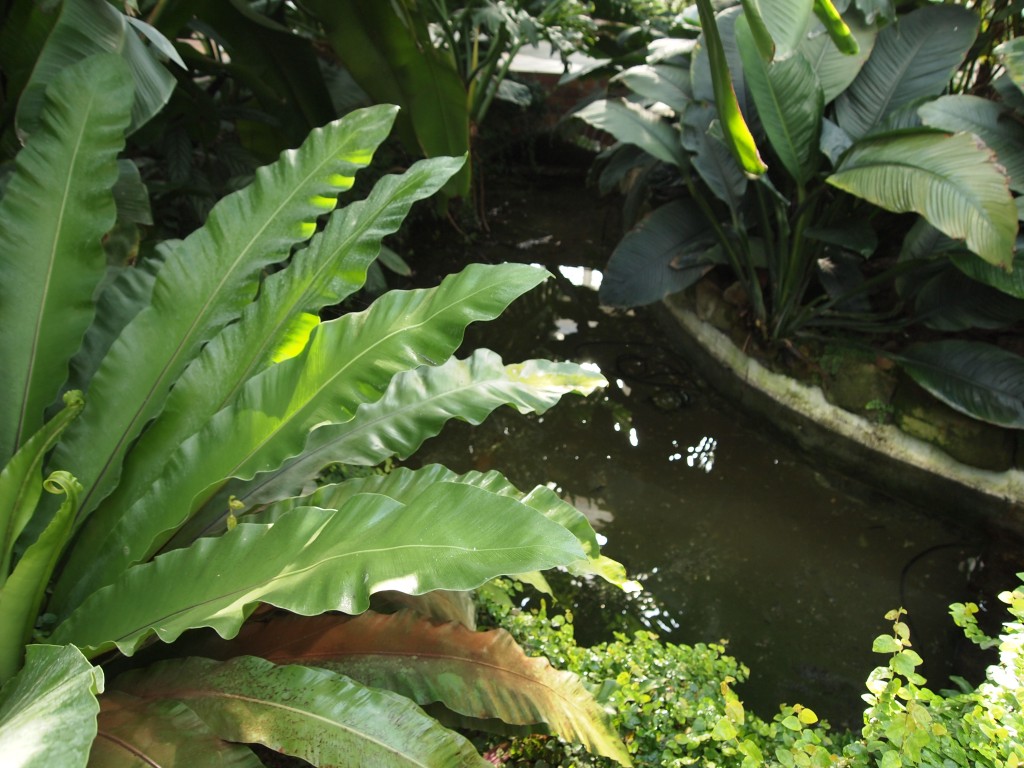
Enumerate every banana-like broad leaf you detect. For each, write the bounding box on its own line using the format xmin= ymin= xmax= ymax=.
xmin=49 ymin=105 xmax=398 ymax=529
xmin=0 ymin=55 xmax=131 ymax=464
xmin=695 ymin=0 xmax=767 ymax=175
xmin=207 ymin=611 xmax=634 ymax=766
xmin=612 ymin=64 xmax=691 ymax=113
xmin=799 ymin=12 xmax=875 ymax=104
xmin=835 ymin=5 xmax=979 ymax=139
xmin=600 ymin=200 xmax=715 ymax=308
xmin=245 ymin=465 xmax=631 ymax=590
xmin=996 ymin=37 xmax=1024 ymax=96
xmin=226 ymin=349 xmax=606 ymax=508
xmin=575 ymin=99 xmax=686 ymax=169
xmin=52 ymin=264 xmax=547 ymax=616
xmin=0 ymin=472 xmax=80 ymax=681
xmin=684 ymin=103 xmax=749 ymax=210
xmin=0 ymin=645 xmax=103 ymax=767
xmin=52 ymin=484 xmax=586 ymax=656
xmin=90 ymin=691 xmax=262 ymax=768
xmin=744 ymin=0 xmax=814 ymax=58
xmin=91 ymin=156 xmax=466 ymax=541
xmin=16 ymin=0 xmax=181 ymax=140
xmin=737 ymin=15 xmax=823 ymax=186
xmin=952 ymin=250 xmax=1024 ymax=300
xmin=111 ymin=656 xmax=489 ymax=767
xmin=0 ymin=393 xmax=83 ymax=580
xmin=896 ymin=341 xmax=1024 ymax=428
xmin=919 ymin=95 xmax=1024 ymax=194
xmin=827 ymin=131 xmax=1016 ymax=268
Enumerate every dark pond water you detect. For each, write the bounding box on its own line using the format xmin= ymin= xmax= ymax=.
xmin=403 ymin=168 xmax=1022 ymax=729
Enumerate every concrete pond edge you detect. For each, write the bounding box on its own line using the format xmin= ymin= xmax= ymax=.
xmin=657 ymin=293 xmax=1024 ymax=536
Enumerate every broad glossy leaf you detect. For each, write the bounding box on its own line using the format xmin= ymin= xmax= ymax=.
xmin=90 ymin=156 xmax=465 ymax=543
xmin=0 ymin=55 xmax=130 ymax=464
xmin=695 ymin=0 xmax=767 ymax=174
xmin=228 ymin=349 xmax=606 ymax=507
xmin=910 ymin=265 xmax=1024 ymax=331
xmin=51 ymin=485 xmax=586 ymax=655
xmin=575 ymin=99 xmax=686 ymax=168
xmin=897 ymin=341 xmax=1024 ymax=428
xmin=49 ymin=105 xmax=398 ymax=531
xmin=835 ymin=5 xmax=979 ymax=139
xmin=684 ymin=103 xmax=749 ymax=209
xmin=952 ymin=250 xmax=1024 ymax=300
xmin=827 ymin=131 xmax=1016 ymax=267
xmin=612 ymin=64 xmax=691 ymax=113
xmin=0 ymin=393 xmax=82 ymax=579
xmin=919 ymin=95 xmax=1024 ymax=193
xmin=799 ymin=14 xmax=876 ymax=103
xmin=90 ymin=691 xmax=262 ymax=768
xmin=244 ymin=464 xmax=629 ymax=589
xmin=0 ymin=645 xmax=102 ymax=768
xmin=111 ymin=656 xmax=488 ymax=767
xmin=0 ymin=473 xmax=79 ymax=681
xmin=600 ymin=200 xmax=715 ymax=307
xmin=737 ymin=15 xmax=823 ymax=185
xmin=745 ymin=0 xmax=814 ymax=58
xmin=215 ymin=612 xmax=633 ymax=766
xmin=53 ymin=264 xmax=547 ymax=616
xmin=17 ymin=0 xmax=179 ymax=139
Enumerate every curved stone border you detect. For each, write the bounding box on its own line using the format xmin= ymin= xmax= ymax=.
xmin=657 ymin=294 xmax=1024 ymax=535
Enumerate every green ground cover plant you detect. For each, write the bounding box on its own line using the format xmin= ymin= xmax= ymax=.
xmin=0 ymin=7 xmax=635 ymax=764
xmin=479 ymin=575 xmax=1024 ymax=768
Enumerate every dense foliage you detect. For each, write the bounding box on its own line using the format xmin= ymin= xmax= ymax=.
xmin=480 ymin=576 xmax=1024 ymax=768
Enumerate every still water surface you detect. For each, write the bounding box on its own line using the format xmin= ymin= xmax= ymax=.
xmin=406 ymin=173 xmax=1018 ymax=728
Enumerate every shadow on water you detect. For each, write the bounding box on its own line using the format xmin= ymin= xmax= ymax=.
xmin=403 ymin=169 xmax=1022 ymax=730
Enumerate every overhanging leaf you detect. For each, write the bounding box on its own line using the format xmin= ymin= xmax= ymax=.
xmin=90 ymin=691 xmax=262 ymax=768
xmin=574 ymin=98 xmax=686 ymax=168
xmin=51 ymin=485 xmax=586 ymax=655
xmin=611 ymin=64 xmax=691 ymax=113
xmin=53 ymin=264 xmax=549 ymax=616
xmin=827 ymin=131 xmax=1016 ymax=267
xmin=0 ymin=645 xmax=103 ymax=768
xmin=0 ymin=54 xmax=131 ymax=464
xmin=111 ymin=656 xmax=489 ymax=767
xmin=600 ymin=200 xmax=715 ymax=307
xmin=896 ymin=341 xmax=1024 ymax=428
xmin=211 ymin=611 xmax=633 ymax=766
xmin=835 ymin=5 xmax=979 ymax=139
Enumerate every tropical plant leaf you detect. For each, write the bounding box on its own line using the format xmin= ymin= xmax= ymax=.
xmin=373 ymin=590 xmax=478 ymax=629
xmin=744 ymin=0 xmax=814 ymax=58
xmin=600 ymin=200 xmax=715 ymax=307
xmin=0 ymin=645 xmax=103 ymax=768
xmin=799 ymin=13 xmax=876 ymax=104
xmin=835 ymin=5 xmax=979 ymax=139
xmin=952 ymin=249 xmax=1024 ymax=300
xmin=111 ymin=656 xmax=489 ymax=767
xmin=737 ymin=15 xmax=823 ymax=186
xmin=0 ymin=393 xmax=83 ymax=581
xmin=224 ymin=349 xmax=605 ymax=508
xmin=827 ymin=131 xmax=1016 ymax=267
xmin=17 ymin=0 xmax=180 ymax=139
xmin=612 ymin=64 xmax=691 ymax=113
xmin=0 ymin=472 xmax=80 ymax=681
xmin=909 ymin=264 xmax=1024 ymax=331
xmin=48 ymin=104 xmax=399 ymax=530
xmin=88 ymin=156 xmax=466 ymax=545
xmin=244 ymin=464 xmax=630 ymax=589
xmin=209 ymin=611 xmax=633 ymax=766
xmin=0 ymin=54 xmax=131 ymax=464
xmin=52 ymin=264 xmax=548 ymax=616
xmin=695 ymin=0 xmax=767 ymax=175
xmin=684 ymin=103 xmax=749 ymax=210
xmin=90 ymin=691 xmax=263 ymax=768
xmin=919 ymin=95 xmax=1024 ymax=194
xmin=896 ymin=341 xmax=1024 ymax=428
xmin=812 ymin=0 xmax=859 ymax=55
xmin=575 ymin=98 xmax=686 ymax=168
xmin=51 ymin=484 xmax=586 ymax=655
